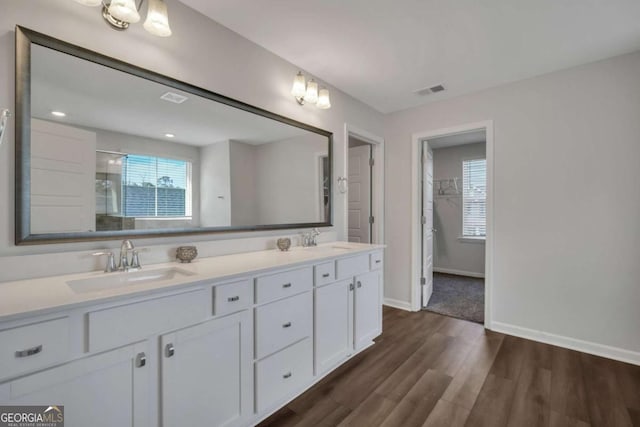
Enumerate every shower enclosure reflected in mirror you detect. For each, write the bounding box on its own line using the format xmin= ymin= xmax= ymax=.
xmin=15 ymin=26 xmax=332 ymax=244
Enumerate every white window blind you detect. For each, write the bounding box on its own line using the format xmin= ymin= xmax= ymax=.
xmin=462 ymin=158 xmax=486 ymax=237
xmin=122 ymin=154 xmax=191 ymax=218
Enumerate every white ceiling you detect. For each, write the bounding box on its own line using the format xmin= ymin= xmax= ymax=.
xmin=181 ymin=0 xmax=640 ymax=113
xmin=428 ymin=130 xmax=485 ymax=149
xmin=31 ymin=45 xmax=310 ymax=146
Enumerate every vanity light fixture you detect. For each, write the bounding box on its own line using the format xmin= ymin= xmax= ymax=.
xmin=72 ymin=0 xmax=172 ymax=37
xmin=291 ymin=71 xmax=331 ymax=109
xmin=51 ymin=111 xmax=67 ymax=117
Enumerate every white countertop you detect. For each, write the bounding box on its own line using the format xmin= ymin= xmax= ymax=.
xmin=0 ymin=242 xmax=384 ymax=323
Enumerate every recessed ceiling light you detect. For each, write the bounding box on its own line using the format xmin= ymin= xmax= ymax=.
xmin=164 ymin=133 xmax=175 ymax=138
xmin=51 ymin=111 xmax=66 ymax=117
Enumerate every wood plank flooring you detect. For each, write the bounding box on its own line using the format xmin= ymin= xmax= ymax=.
xmin=258 ymin=306 xmax=640 ymax=427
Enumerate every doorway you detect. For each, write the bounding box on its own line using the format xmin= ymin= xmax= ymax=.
xmin=344 ymin=124 xmax=384 ymax=245
xmin=411 ymin=121 xmax=494 ymax=327
xmin=348 ymin=137 xmax=373 ymax=243
xmin=422 ymin=132 xmax=486 ymax=323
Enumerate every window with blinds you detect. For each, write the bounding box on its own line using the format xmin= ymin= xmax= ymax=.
xmin=462 ymin=158 xmax=486 ymax=237
xmin=122 ymin=154 xmax=191 ymax=218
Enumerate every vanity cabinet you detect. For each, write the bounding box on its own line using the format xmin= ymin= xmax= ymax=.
xmin=0 ymin=341 xmax=150 ymax=427
xmin=161 ymin=310 xmax=252 ymax=427
xmin=314 ymin=251 xmax=383 ymax=374
xmin=0 ymin=245 xmax=384 ymax=427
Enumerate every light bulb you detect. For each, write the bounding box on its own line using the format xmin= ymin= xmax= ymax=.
xmin=144 ymin=0 xmax=172 ymax=37
xmin=305 ymin=79 xmax=319 ymax=104
xmin=291 ymin=72 xmax=306 ymax=98
xmin=108 ymin=0 xmax=140 ymax=23
xmin=316 ymin=88 xmax=331 ymax=109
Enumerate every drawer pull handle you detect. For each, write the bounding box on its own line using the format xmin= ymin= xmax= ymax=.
xmin=165 ymin=343 xmax=175 ymax=358
xmin=136 ymin=352 xmax=146 ymax=368
xmin=227 ymin=296 xmax=240 ymax=302
xmin=349 ymin=283 xmax=354 ymax=291
xmin=322 ymin=273 xmax=330 ymax=278
xmin=375 ymin=260 xmax=381 ymax=264
xmin=282 ymin=283 xmax=292 ymax=288
xmin=282 ymin=322 xmax=292 ymax=328
xmin=283 ymin=372 xmax=292 ymax=379
xmin=357 ymin=281 xmax=362 ymax=288
xmin=15 ymin=345 xmax=43 ymax=358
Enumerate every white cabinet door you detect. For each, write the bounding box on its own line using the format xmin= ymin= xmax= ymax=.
xmin=354 ymin=270 xmax=382 ymax=351
xmin=0 ymin=342 xmax=150 ymax=427
xmin=314 ymin=279 xmax=353 ymax=375
xmin=161 ymin=311 xmax=252 ymax=427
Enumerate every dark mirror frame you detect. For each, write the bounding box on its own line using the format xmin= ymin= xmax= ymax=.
xmin=15 ymin=26 xmax=333 ymax=245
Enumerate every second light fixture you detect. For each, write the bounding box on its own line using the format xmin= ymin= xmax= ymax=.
xmin=291 ymin=72 xmax=331 ymax=109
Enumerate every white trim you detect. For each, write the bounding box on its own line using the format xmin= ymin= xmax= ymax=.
xmin=433 ymin=267 xmax=485 ymax=279
xmin=344 ymin=124 xmax=385 ymax=245
xmin=457 ymin=237 xmax=486 ymax=244
xmin=411 ymin=120 xmax=494 ymax=329
xmin=383 ymin=298 xmax=413 ymax=312
xmin=492 ymin=321 xmax=640 ymax=366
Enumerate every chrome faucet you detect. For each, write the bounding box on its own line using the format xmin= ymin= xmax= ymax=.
xmin=302 ymin=228 xmax=321 ymax=247
xmin=119 ymin=239 xmax=141 ymax=271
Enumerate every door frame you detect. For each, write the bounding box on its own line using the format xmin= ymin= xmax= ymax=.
xmin=410 ymin=120 xmax=494 ymax=329
xmin=344 ymin=123 xmax=385 ymax=244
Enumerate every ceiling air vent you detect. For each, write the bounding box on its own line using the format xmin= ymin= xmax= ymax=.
xmin=414 ymin=84 xmax=446 ymax=96
xmin=160 ymin=92 xmax=189 ymax=104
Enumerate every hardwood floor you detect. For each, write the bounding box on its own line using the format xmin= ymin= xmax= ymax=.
xmin=258 ymin=306 xmax=640 ymax=427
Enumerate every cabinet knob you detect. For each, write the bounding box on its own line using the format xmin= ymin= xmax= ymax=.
xmin=165 ymin=343 xmax=175 ymax=358
xmin=136 ymin=352 xmax=146 ymax=368
xmin=283 ymin=372 xmax=292 ymax=379
xmin=357 ymin=281 xmax=362 ymax=288
xmin=349 ymin=283 xmax=354 ymax=291
xmin=282 ymin=283 xmax=292 ymax=288
xmin=15 ymin=345 xmax=43 ymax=358
xmin=282 ymin=322 xmax=292 ymax=328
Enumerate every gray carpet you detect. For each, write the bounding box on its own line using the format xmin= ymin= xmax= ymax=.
xmin=425 ymin=273 xmax=484 ymax=323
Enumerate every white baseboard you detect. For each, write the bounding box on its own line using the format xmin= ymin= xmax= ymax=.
xmin=383 ymin=298 xmax=413 ymax=311
xmin=434 ymin=267 xmax=485 ymax=278
xmin=491 ymin=321 xmax=640 ymax=366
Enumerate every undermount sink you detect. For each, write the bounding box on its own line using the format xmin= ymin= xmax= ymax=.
xmin=67 ymin=267 xmax=195 ymax=294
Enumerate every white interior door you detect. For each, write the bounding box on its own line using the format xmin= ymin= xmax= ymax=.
xmin=30 ymin=118 xmax=96 ymax=233
xmin=421 ymin=142 xmax=434 ymax=307
xmin=348 ymin=145 xmax=371 ymax=243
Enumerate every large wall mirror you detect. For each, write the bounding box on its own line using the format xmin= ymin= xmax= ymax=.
xmin=15 ymin=27 xmax=332 ymax=244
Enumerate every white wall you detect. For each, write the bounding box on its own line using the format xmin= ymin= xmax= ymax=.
xmin=255 ymin=133 xmax=328 ymax=224
xmin=0 ymin=0 xmax=382 ymax=281
xmin=432 ymin=142 xmax=485 ymax=276
xmin=384 ymin=51 xmax=640 ymax=357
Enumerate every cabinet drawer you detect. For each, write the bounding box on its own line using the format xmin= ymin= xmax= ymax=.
xmin=0 ymin=317 xmax=70 ymax=382
xmin=255 ymin=292 xmax=312 ymax=359
xmin=213 ymin=279 xmax=252 ymax=317
xmin=314 ymin=262 xmax=335 ymax=287
xmin=370 ymin=251 xmax=383 ymax=270
xmin=255 ymin=338 xmax=313 ymax=413
xmin=336 ymin=254 xmax=369 ymax=279
xmin=255 ymin=267 xmax=312 ymax=305
xmin=87 ymin=289 xmax=207 ymax=352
